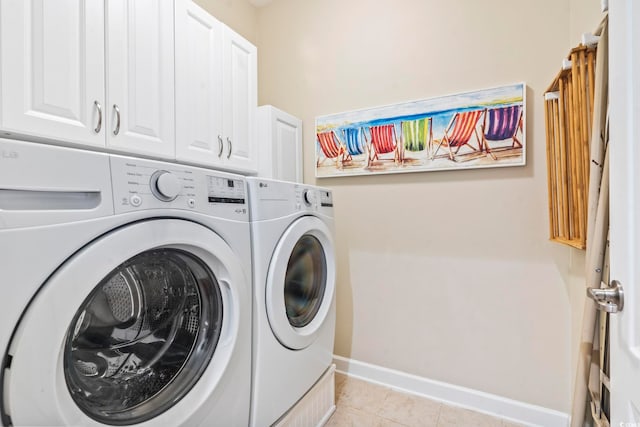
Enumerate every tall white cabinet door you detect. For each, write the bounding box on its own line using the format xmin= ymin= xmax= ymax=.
xmin=257 ymin=106 xmax=303 ymax=183
xmin=106 ymin=0 xmax=175 ymax=159
xmin=0 ymin=0 xmax=105 ymax=147
xmin=175 ymin=0 xmax=224 ymax=167
xmin=222 ymin=28 xmax=257 ymax=173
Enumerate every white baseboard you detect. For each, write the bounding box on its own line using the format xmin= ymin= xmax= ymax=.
xmin=333 ymin=355 xmax=570 ymax=427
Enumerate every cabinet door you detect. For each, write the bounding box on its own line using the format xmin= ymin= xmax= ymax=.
xmin=222 ymin=27 xmax=257 ymax=173
xmin=106 ymin=0 xmax=175 ymax=159
xmin=0 ymin=0 xmax=105 ymax=147
xmin=175 ymin=0 xmax=224 ymax=167
xmin=258 ymin=106 xmax=303 ymax=183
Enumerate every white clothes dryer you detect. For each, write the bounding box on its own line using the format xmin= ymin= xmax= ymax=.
xmin=0 ymin=140 xmax=252 ymax=427
xmin=246 ymin=178 xmax=336 ymax=427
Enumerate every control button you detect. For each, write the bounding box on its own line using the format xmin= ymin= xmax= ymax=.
xmin=130 ymin=194 xmax=142 ymax=207
xmin=303 ymin=189 xmax=316 ymax=206
xmin=150 ymin=170 xmax=181 ymax=201
xmin=187 ymin=198 xmax=196 ymax=208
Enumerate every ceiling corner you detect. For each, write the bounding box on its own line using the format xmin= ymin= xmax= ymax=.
xmin=248 ymin=0 xmax=273 ymax=7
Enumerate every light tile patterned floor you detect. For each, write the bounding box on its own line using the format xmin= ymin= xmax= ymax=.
xmin=326 ymin=373 xmax=524 ymax=427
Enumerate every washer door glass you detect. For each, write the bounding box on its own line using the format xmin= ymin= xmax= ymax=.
xmin=63 ymin=248 xmax=223 ymax=425
xmin=284 ymin=235 xmax=327 ymax=328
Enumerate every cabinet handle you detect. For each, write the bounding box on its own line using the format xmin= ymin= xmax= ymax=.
xmin=217 ymin=135 xmax=224 ymax=157
xmin=113 ymin=104 xmax=121 ymax=136
xmin=93 ymin=101 xmax=102 ymax=133
xmin=227 ymin=137 xmax=232 ymax=159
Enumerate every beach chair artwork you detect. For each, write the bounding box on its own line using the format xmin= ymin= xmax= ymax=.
xmin=432 ymin=109 xmax=484 ymax=161
xmin=401 ymin=117 xmax=433 ymax=160
xmin=342 ymin=127 xmax=367 ymax=158
xmin=481 ymin=105 xmax=524 ymax=160
xmin=315 ymin=83 xmax=525 ymax=177
xmin=366 ymin=124 xmax=400 ymax=166
xmin=316 ymin=130 xmax=352 ymax=169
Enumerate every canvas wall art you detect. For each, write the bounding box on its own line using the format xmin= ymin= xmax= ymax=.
xmin=315 ymin=83 xmax=526 ymax=177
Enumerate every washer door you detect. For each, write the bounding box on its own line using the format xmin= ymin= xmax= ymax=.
xmin=4 ymin=219 xmax=247 ymax=426
xmin=265 ymin=216 xmax=336 ymax=350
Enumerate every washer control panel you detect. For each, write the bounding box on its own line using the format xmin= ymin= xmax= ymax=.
xmin=110 ymin=155 xmax=248 ymax=220
xmin=150 ymin=170 xmax=182 ymax=201
xmin=207 ymin=176 xmax=246 ymax=205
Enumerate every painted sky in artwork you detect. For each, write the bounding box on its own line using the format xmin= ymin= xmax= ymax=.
xmin=316 ymin=83 xmax=524 ymax=137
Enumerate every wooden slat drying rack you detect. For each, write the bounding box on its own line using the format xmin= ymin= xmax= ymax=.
xmin=544 ymin=44 xmax=597 ymax=250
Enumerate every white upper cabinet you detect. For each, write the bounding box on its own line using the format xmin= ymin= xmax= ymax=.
xmin=0 ymin=1 xmax=106 ymax=147
xmin=0 ymin=0 xmax=175 ymax=158
xmin=257 ymin=105 xmax=303 ymax=183
xmin=175 ymin=0 xmax=224 ymax=165
xmin=106 ymin=0 xmax=175 ymax=158
xmin=1 ymin=0 xmax=256 ymax=170
xmin=222 ymin=29 xmax=257 ymax=173
xmin=175 ymin=0 xmax=257 ymax=173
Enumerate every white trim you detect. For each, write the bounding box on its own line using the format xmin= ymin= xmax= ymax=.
xmin=333 ymin=355 xmax=569 ymax=427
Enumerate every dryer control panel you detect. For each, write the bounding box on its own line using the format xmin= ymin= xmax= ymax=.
xmin=246 ymin=177 xmax=333 ymax=221
xmin=295 ymin=186 xmax=333 ymax=212
xmin=110 ymin=155 xmax=248 ymax=221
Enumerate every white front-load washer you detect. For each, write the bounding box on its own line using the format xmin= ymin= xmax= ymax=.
xmin=0 ymin=139 xmax=252 ymax=426
xmin=246 ymin=177 xmax=336 ymax=427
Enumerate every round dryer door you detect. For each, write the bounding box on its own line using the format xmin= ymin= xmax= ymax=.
xmin=266 ymin=216 xmax=336 ymax=350
xmin=3 ymin=220 xmax=247 ymax=426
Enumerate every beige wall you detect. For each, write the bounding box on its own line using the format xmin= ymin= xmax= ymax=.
xmin=256 ymin=0 xmax=574 ymax=411
xmin=195 ymin=0 xmax=258 ymax=43
xmin=570 ymin=0 xmax=606 ymax=46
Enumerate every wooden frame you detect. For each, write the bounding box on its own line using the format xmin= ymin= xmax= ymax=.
xmin=544 ymin=45 xmax=597 ymax=249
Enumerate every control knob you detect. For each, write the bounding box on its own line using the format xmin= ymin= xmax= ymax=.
xmin=303 ymin=189 xmax=316 ymax=206
xmin=150 ymin=170 xmax=181 ymax=201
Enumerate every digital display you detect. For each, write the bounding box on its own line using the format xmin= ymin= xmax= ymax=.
xmin=208 ymin=197 xmax=245 ymax=204
xmin=320 ymin=189 xmax=333 ymax=207
xmin=206 ymin=176 xmax=245 ymax=205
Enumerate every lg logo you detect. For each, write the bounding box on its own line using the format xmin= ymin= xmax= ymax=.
xmin=1 ymin=150 xmax=18 ymax=159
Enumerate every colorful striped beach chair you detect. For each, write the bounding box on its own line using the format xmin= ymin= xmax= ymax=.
xmin=481 ymin=105 xmax=523 ymax=159
xmin=343 ymin=127 xmax=367 ymax=156
xmin=401 ymin=117 xmax=433 ymax=158
xmin=432 ymin=109 xmax=484 ymax=161
xmin=366 ymin=124 xmax=400 ymax=166
xmin=316 ymin=130 xmax=352 ymax=169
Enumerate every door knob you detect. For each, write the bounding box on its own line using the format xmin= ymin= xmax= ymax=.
xmin=587 ymin=280 xmax=624 ymax=313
